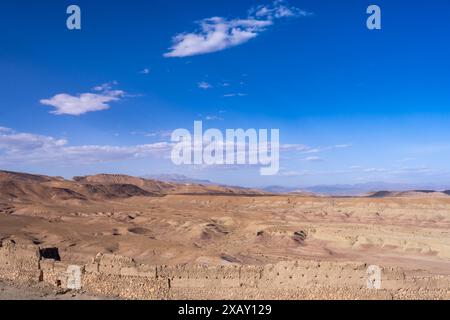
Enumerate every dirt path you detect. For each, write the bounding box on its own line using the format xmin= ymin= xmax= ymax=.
xmin=0 ymin=279 xmax=110 ymax=300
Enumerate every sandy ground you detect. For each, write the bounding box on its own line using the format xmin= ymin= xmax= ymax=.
xmin=1 ymin=195 xmax=450 ymax=274
xmin=0 ymin=279 xmax=110 ymax=300
xmin=1 ymin=171 xmax=449 ymax=300
xmin=1 ymin=190 xmax=450 ymax=299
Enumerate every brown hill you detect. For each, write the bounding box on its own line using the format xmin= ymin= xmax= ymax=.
xmin=0 ymin=171 xmax=266 ymax=204
xmin=74 ymin=174 xmax=266 ymax=196
xmin=73 ymin=174 xmax=175 ymax=194
xmin=0 ymin=171 xmax=154 ymax=203
xmin=288 ymin=190 xmax=320 ymax=197
xmin=366 ymin=190 xmax=450 ymax=198
xmin=0 ymin=170 xmax=56 ymax=183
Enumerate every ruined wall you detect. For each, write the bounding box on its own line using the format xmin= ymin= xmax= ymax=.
xmin=0 ymin=240 xmax=449 ymax=299
xmin=0 ymin=240 xmax=41 ymax=282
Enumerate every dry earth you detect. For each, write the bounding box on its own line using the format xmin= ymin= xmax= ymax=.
xmin=0 ymin=279 xmax=109 ymax=300
xmin=1 ymin=170 xmax=450 ymax=299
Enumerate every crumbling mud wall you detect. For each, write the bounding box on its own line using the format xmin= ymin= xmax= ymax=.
xmin=0 ymin=240 xmax=41 ymax=283
xmin=1 ymin=240 xmax=449 ymax=299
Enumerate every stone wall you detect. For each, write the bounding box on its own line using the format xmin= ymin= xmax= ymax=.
xmin=0 ymin=240 xmax=41 ymax=283
xmin=0 ymin=240 xmax=449 ymax=299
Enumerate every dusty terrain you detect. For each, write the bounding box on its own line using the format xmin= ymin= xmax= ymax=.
xmin=0 ymin=170 xmax=449 ymax=299
xmin=0 ymin=279 xmax=109 ymax=300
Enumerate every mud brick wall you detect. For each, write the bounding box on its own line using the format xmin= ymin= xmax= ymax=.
xmin=1 ymin=240 xmax=449 ymax=299
xmin=0 ymin=240 xmax=41 ymax=282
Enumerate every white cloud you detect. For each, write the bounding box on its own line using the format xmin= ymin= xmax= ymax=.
xmin=0 ymin=131 xmax=67 ymax=155
xmin=0 ymin=127 xmax=12 ymax=133
xmin=346 ymin=165 xmax=435 ymax=177
xmin=137 ymin=130 xmax=173 ymax=139
xmin=278 ymin=171 xmax=298 ymax=177
xmin=363 ymin=168 xmax=387 ymax=173
xmin=304 ymin=156 xmax=324 ymax=162
xmin=198 ymin=81 xmax=212 ymax=89
xmin=164 ymin=17 xmax=272 ymax=58
xmin=0 ymin=126 xmax=352 ymax=174
xmin=223 ymin=93 xmax=247 ymax=97
xmin=334 ymin=144 xmax=352 ymax=149
xmin=303 ymin=148 xmax=321 ymax=154
xmin=300 ymin=144 xmax=352 ymax=154
xmin=0 ymin=127 xmax=172 ymax=165
xmin=204 ymin=115 xmax=224 ymax=121
xmin=61 ymin=143 xmax=171 ymax=163
xmin=392 ymin=166 xmax=431 ymax=174
xmin=251 ymin=0 xmax=313 ymax=19
xmin=40 ymin=82 xmax=125 ymax=116
xmin=164 ymin=1 xmax=310 ymax=58
xmin=277 ymin=170 xmax=307 ymax=177
xmin=92 ymin=81 xmax=118 ymax=92
xmin=280 ymin=144 xmax=313 ymax=153
xmin=139 ymin=68 xmax=151 ymax=75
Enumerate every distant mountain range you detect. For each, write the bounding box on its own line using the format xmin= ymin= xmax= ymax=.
xmin=144 ymin=175 xmax=450 ymax=196
xmin=142 ymin=174 xmax=214 ymax=185
xmin=262 ymin=182 xmax=450 ymax=196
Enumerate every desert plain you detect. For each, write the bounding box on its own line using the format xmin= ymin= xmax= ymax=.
xmin=0 ymin=170 xmax=449 ymax=299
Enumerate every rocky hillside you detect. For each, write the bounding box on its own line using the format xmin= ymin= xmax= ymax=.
xmin=0 ymin=170 xmax=266 ymax=204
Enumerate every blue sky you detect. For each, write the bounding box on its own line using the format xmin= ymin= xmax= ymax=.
xmin=1 ymin=0 xmax=450 ymax=187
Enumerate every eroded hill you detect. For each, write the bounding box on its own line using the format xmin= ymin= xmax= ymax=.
xmin=0 ymin=170 xmax=266 ymax=205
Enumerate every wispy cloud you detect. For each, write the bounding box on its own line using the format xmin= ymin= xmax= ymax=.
xmin=131 ymin=130 xmax=173 ymax=140
xmin=204 ymin=115 xmax=224 ymax=121
xmin=92 ymin=81 xmax=118 ymax=92
xmin=0 ymin=127 xmax=172 ymax=165
xmin=302 ymin=144 xmax=352 ymax=154
xmin=196 ymin=110 xmax=226 ymax=121
xmin=0 ymin=125 xmax=355 ymax=177
xmin=139 ymin=68 xmax=151 ymax=75
xmin=223 ymin=93 xmax=247 ymax=98
xmin=40 ymin=82 xmax=125 ymax=116
xmin=0 ymin=127 xmax=13 ymax=133
xmin=397 ymin=157 xmax=416 ymax=163
xmin=198 ymin=81 xmax=212 ymax=89
xmin=277 ymin=169 xmax=312 ymax=177
xmin=350 ymin=165 xmax=433 ymax=176
xmin=250 ymin=0 xmax=313 ymax=19
xmin=390 ymin=165 xmax=432 ymax=175
xmin=164 ymin=0 xmax=311 ymax=58
xmin=303 ymin=156 xmax=324 ymax=162
xmin=363 ymin=167 xmax=387 ymax=173
xmin=280 ymin=144 xmax=314 ymax=153
xmin=334 ymin=144 xmax=352 ymax=149
xmin=280 ymin=143 xmax=351 ymax=154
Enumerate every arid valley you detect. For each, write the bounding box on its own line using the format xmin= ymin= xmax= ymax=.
xmin=1 ymin=170 xmax=450 ymax=299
